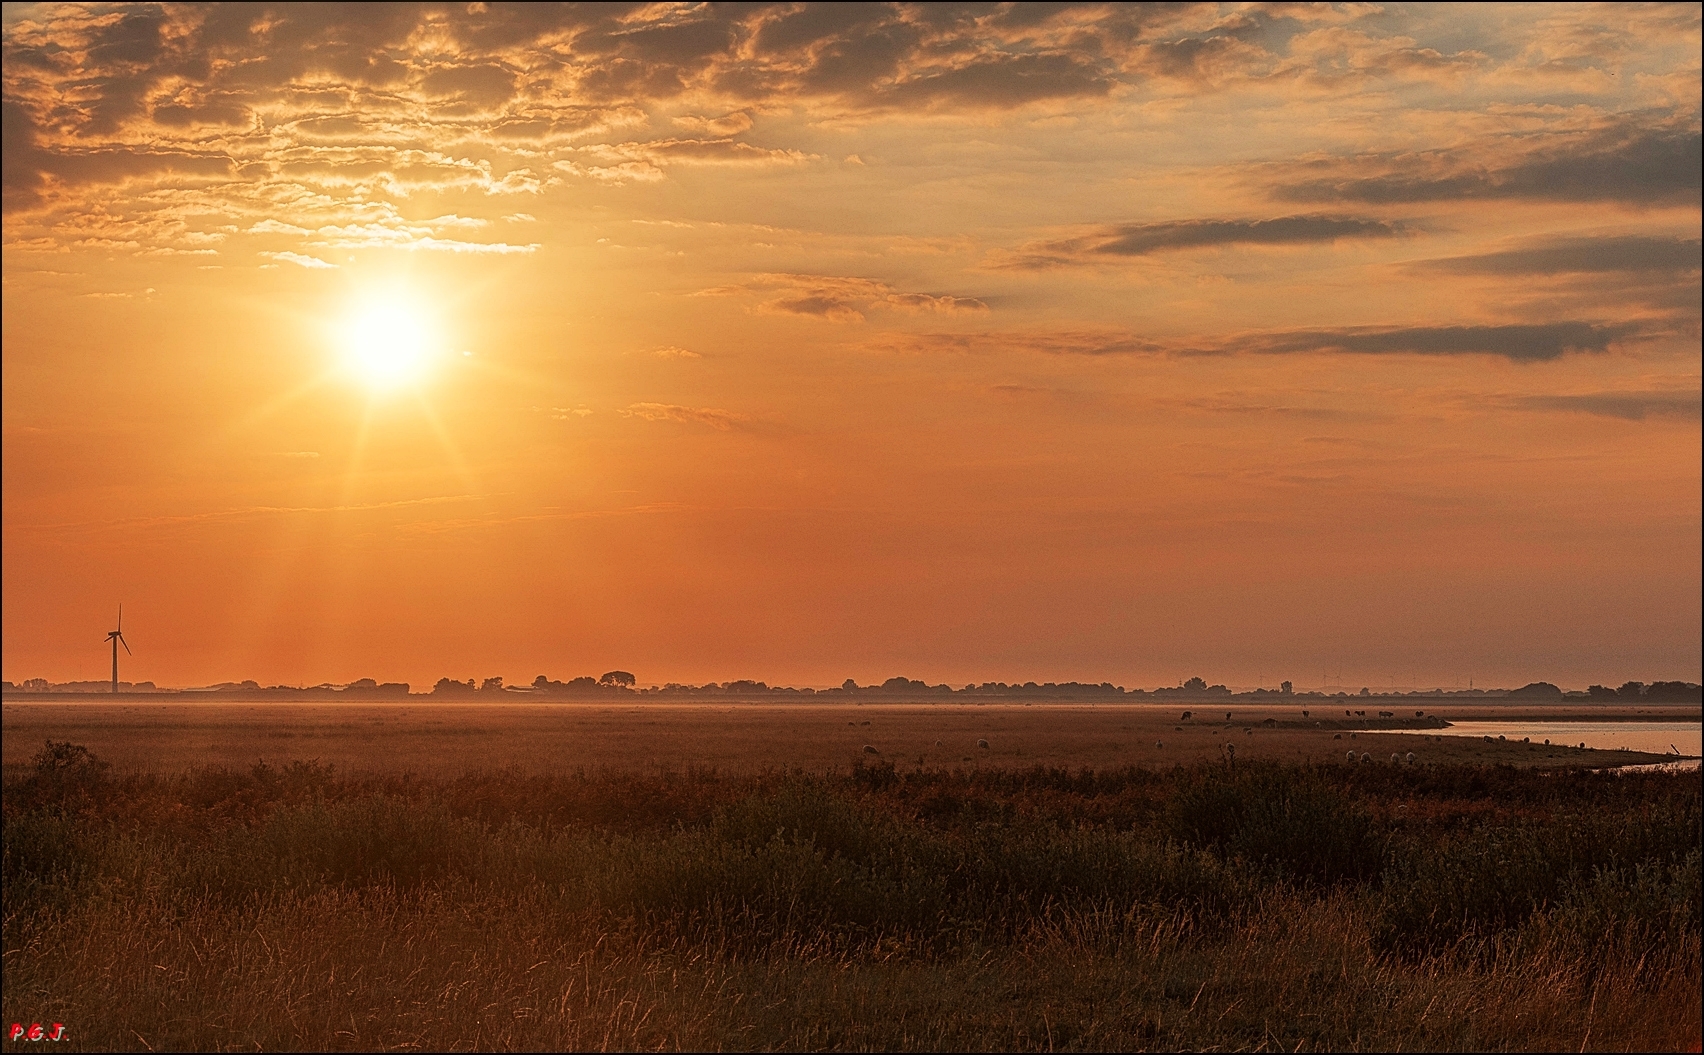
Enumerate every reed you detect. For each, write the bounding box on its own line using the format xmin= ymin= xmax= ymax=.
xmin=4 ymin=747 xmax=1698 ymax=1050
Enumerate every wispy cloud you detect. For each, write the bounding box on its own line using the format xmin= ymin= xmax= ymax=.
xmin=698 ymin=273 xmax=987 ymax=323
xmin=1274 ymin=125 xmax=1703 ymax=207
xmin=1000 ymin=216 xmax=1402 ymax=268
xmin=622 ymin=403 xmax=754 ymax=431
xmin=1409 ymin=235 xmax=1702 ymax=275
xmin=1506 ymin=390 xmax=1702 ymax=421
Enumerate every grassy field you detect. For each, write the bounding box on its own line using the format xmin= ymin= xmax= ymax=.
xmin=3 ymin=699 xmax=1689 ymax=777
xmin=3 ymin=735 xmax=1699 ymax=1051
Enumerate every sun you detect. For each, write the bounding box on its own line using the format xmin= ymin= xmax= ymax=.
xmin=339 ymin=298 xmax=439 ymax=391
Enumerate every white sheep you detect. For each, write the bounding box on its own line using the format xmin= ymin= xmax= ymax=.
xmin=1360 ymin=752 xmax=1371 ymax=763
xmin=1405 ymin=751 xmax=1416 ymax=764
xmin=1346 ymin=750 xmax=1357 ymax=763
xmin=1391 ymin=753 xmax=1400 ymax=764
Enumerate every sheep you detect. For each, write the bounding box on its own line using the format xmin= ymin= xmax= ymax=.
xmin=935 ymin=740 xmax=944 ymax=747
xmin=1379 ymin=710 xmax=1394 ymax=718
xmin=1415 ymin=710 xmax=1425 ymax=718
xmin=1405 ymin=751 xmax=1416 ymax=764
xmin=1302 ymin=710 xmax=1310 ymax=717
xmin=863 ymin=745 xmax=879 ymax=754
xmin=1246 ymin=728 xmax=1254 ymax=736
xmin=1347 ymin=750 xmax=1357 ymax=763
xmin=1333 ymin=733 xmax=1342 ymax=740
xmin=1181 ymin=711 xmax=1193 ymax=720
xmin=1360 ymin=752 xmax=1371 ymax=763
xmin=1225 ymin=711 xmax=1233 ymax=720
xmin=977 ymin=738 xmax=990 ymax=750
xmin=1391 ymin=753 xmax=1401 ymax=764
xmin=1156 ymin=740 xmax=1164 ymax=749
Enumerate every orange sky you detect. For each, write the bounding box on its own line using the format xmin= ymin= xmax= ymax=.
xmin=3 ymin=2 xmax=1700 ymax=690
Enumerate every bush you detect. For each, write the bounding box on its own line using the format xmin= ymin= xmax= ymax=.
xmin=1166 ymin=765 xmax=1385 ymax=885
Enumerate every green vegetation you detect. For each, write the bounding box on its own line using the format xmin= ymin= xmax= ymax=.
xmin=4 ymin=744 xmax=1699 ymax=1051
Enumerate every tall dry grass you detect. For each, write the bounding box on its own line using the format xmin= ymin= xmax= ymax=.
xmin=4 ymin=748 xmax=1699 ymax=1050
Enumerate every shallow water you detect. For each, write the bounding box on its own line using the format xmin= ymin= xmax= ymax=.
xmin=1435 ymin=720 xmax=1701 ymax=758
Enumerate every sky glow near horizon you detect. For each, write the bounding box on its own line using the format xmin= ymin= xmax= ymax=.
xmin=1 ymin=1 xmax=1700 ymax=690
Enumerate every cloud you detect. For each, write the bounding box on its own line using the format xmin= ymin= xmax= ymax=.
xmin=1508 ymin=390 xmax=1702 ymax=421
xmin=672 ymin=111 xmax=753 ymax=136
xmin=261 ymin=251 xmax=336 ymax=269
xmin=889 ymin=322 xmax=1632 ymax=361
xmin=1228 ymin=322 xmax=1633 ymax=361
xmin=1002 ymin=215 xmax=1401 ymax=267
xmin=622 ymin=403 xmax=752 ymax=431
xmin=880 ymin=331 xmax=1169 ymax=356
xmin=1276 ymin=126 xmax=1703 ymax=207
xmin=1410 ymin=235 xmax=1702 ymax=275
xmin=700 ymin=274 xmax=988 ymax=323
xmin=3 ymin=1 xmax=1699 ymax=265
xmin=557 ymin=137 xmax=815 ymax=182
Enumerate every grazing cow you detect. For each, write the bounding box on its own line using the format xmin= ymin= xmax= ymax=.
xmin=1345 ymin=710 xmax=1352 ymax=717
xmin=1302 ymin=710 xmax=1310 ymax=717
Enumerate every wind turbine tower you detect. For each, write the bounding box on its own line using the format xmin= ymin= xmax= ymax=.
xmin=106 ymin=605 xmax=131 ymax=694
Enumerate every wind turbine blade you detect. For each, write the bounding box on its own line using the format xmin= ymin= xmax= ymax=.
xmin=120 ymin=634 xmax=132 ymax=655
xmin=118 ymin=604 xmax=123 ymax=632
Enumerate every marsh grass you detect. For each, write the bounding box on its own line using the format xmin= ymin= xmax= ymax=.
xmin=4 ymin=748 xmax=1699 ymax=1050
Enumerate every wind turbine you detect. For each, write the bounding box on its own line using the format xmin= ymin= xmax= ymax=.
xmin=106 ymin=604 xmax=130 ymax=694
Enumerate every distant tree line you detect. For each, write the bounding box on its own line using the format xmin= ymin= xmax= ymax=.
xmin=1585 ymin=681 xmax=1702 ymax=702
xmin=5 ymin=674 xmax=1698 ymax=703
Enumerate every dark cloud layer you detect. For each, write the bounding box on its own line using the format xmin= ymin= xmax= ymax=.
xmin=1414 ymin=235 xmax=1702 ymax=275
xmin=0 ymin=2 xmax=1220 ymax=214
xmin=1235 ymin=322 xmax=1632 ymax=361
xmin=1277 ymin=127 xmax=1703 ymax=207
xmin=887 ymin=322 xmax=1637 ymax=362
